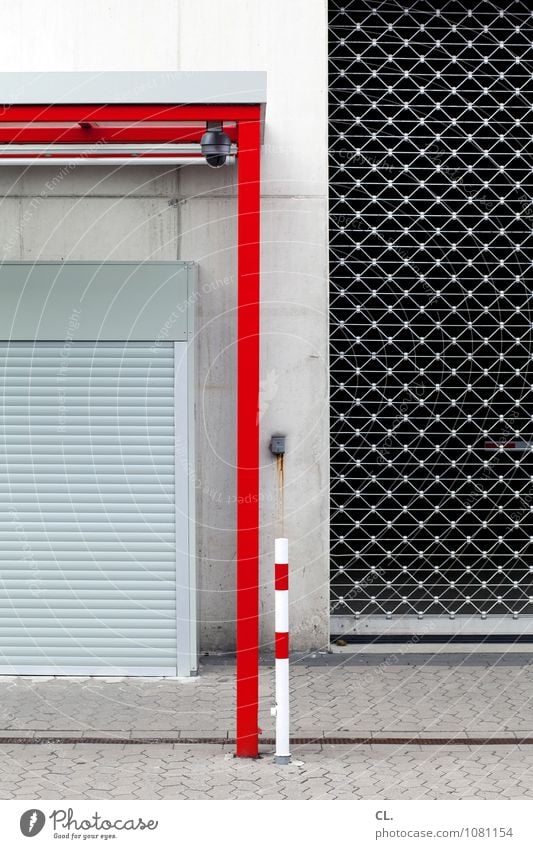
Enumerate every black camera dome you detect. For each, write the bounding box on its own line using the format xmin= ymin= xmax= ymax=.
xmin=200 ymin=129 xmax=232 ymax=168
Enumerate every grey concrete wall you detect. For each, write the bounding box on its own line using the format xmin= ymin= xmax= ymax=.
xmin=0 ymin=0 xmax=329 ymax=652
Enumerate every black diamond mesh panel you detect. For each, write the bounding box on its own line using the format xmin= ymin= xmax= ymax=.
xmin=329 ymin=0 xmax=533 ymax=621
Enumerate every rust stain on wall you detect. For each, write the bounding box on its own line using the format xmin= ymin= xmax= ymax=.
xmin=276 ymin=453 xmax=285 ymax=537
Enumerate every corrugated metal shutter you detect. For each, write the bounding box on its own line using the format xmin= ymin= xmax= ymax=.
xmin=0 ymin=341 xmax=177 ymax=675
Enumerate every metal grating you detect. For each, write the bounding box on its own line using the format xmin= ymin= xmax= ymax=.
xmin=0 ymin=735 xmax=528 ymax=746
xmin=329 ymin=1 xmax=533 ymax=624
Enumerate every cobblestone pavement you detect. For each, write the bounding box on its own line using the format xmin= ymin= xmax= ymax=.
xmin=1 ymin=653 xmax=533 ymax=799
xmin=0 ymin=652 xmax=532 ymax=737
xmin=0 ymin=742 xmax=532 ymax=799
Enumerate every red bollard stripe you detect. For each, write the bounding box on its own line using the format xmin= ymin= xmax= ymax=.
xmin=275 ymin=563 xmax=289 ymax=591
xmin=275 ymin=632 xmax=289 ymax=659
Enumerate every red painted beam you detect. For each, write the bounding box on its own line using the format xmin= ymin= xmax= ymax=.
xmin=236 ymin=112 xmax=261 ymax=758
xmin=0 ymin=125 xmax=238 ymax=144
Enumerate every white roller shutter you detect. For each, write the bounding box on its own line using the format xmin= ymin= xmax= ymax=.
xmin=0 ymin=341 xmax=179 ymax=675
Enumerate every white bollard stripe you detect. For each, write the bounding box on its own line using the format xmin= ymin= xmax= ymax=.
xmin=275 ymin=537 xmax=288 ymax=564
xmin=275 ymin=590 xmax=289 ymax=633
xmin=275 ymin=658 xmax=290 ymax=757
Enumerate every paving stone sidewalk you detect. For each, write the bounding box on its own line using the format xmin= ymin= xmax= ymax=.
xmin=1 ymin=652 xmax=533 ymax=800
xmin=0 ymin=651 xmax=532 ymax=738
xmin=1 ymin=743 xmax=533 ymax=800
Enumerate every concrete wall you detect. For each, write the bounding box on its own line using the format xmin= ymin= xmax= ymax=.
xmin=0 ymin=0 xmax=329 ymax=652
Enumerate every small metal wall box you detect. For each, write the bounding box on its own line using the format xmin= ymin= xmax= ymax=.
xmin=270 ymin=435 xmax=286 ymax=456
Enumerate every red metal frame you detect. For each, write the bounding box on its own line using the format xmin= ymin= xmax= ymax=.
xmin=0 ymin=100 xmax=262 ymax=757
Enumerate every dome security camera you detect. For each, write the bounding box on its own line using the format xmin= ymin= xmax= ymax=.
xmin=201 ymin=126 xmax=232 ymax=168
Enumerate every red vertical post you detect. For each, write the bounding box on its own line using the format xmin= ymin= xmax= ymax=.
xmin=236 ymin=114 xmax=261 ymax=757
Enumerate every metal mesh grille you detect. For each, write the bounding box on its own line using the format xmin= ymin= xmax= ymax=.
xmin=329 ymin=1 xmax=533 ymax=622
